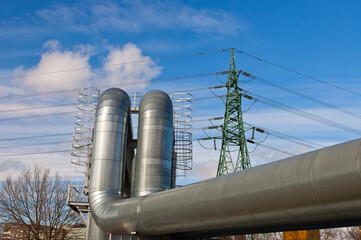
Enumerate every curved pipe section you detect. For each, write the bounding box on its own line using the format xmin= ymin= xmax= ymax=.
xmin=88 ymin=87 xmax=361 ymax=237
xmin=99 ymin=138 xmax=361 ymax=236
xmin=133 ymin=90 xmax=173 ymax=197
xmin=87 ymin=213 xmax=107 ymax=240
xmin=88 ymin=88 xmax=131 ymax=233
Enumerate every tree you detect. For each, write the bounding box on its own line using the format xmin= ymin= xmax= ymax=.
xmin=341 ymin=227 xmax=360 ymax=240
xmin=0 ymin=165 xmax=81 ymax=240
xmin=320 ymin=228 xmax=338 ymax=240
xmin=266 ymin=232 xmax=283 ymax=240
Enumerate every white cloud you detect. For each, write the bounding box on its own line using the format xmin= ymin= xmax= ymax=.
xmin=43 ymin=40 xmax=60 ymax=50
xmin=0 ymin=159 xmax=26 ymax=173
xmin=0 ymin=152 xmax=81 ymax=181
xmin=30 ymin=0 xmax=246 ymax=36
xmin=90 ymin=0 xmax=246 ymax=35
xmin=98 ymin=43 xmax=162 ymax=90
xmin=191 ymin=159 xmax=218 ymax=180
xmin=13 ymin=41 xmax=93 ymax=92
xmin=0 ymin=41 xmax=162 ymax=180
xmin=10 ymin=41 xmax=161 ymax=94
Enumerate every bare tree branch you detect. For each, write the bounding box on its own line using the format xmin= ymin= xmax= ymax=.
xmin=0 ymin=165 xmax=81 ymax=240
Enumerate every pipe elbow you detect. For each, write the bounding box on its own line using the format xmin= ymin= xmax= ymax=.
xmin=88 ymin=88 xmax=131 ymax=232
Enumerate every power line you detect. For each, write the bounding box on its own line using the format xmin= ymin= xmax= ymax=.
xmin=193 ymin=88 xmax=361 ymax=136
xmin=173 ymin=85 xmax=225 ymax=94
xmin=0 ymin=111 xmax=75 ymax=122
xmin=193 ymin=89 xmax=361 ymax=137
xmin=244 ymin=122 xmax=324 ymax=149
xmin=195 ymin=135 xmax=294 ymax=156
xmin=0 ymin=94 xmax=225 ymax=122
xmin=240 ymin=88 xmax=361 ymax=136
xmin=0 ymin=150 xmax=71 ymax=158
xmin=0 ymin=140 xmax=72 ymax=150
xmin=0 ymin=133 xmax=73 ymax=142
xmin=0 ymin=49 xmax=229 ymax=81
xmin=0 ymin=85 xmax=225 ymax=115
xmin=193 ymin=94 xmax=230 ymax=102
xmin=233 ymin=49 xmax=361 ymax=97
xmin=193 ymin=116 xmax=224 ymax=123
xmin=246 ymin=140 xmax=294 ymax=156
xmin=238 ymin=70 xmax=361 ymax=120
xmin=0 ymin=103 xmax=74 ymax=114
xmin=192 ymin=117 xmax=322 ymax=149
xmin=0 ymin=71 xmax=227 ymax=101
xmin=2 ymin=87 xmax=358 ymax=139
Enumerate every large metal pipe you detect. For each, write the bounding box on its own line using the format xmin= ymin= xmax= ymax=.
xmin=133 ymin=90 xmax=173 ymax=197
xmin=87 ymin=213 xmax=107 ymax=240
xmin=88 ymin=88 xmax=131 ymax=235
xmin=99 ymin=138 xmax=361 ymax=237
xmin=88 ymin=87 xmax=361 ymax=238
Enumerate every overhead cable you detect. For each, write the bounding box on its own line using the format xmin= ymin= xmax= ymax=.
xmin=0 ymin=111 xmax=75 ymax=122
xmin=0 ymin=133 xmax=73 ymax=142
xmin=234 ymin=49 xmax=361 ymax=97
xmin=0 ymin=140 xmax=72 ymax=150
xmin=246 ymin=140 xmax=295 ymax=156
xmin=244 ymin=122 xmax=324 ymax=149
xmin=0 ymin=150 xmax=71 ymax=158
xmin=0 ymin=71 xmax=228 ymax=101
xmin=195 ymin=136 xmax=294 ymax=156
xmin=0 ymin=85 xmax=225 ymax=115
xmin=0 ymin=103 xmax=74 ymax=114
xmin=239 ymin=88 xmax=361 ymax=136
xmin=0 ymin=49 xmax=229 ymax=81
xmin=239 ymin=70 xmax=361 ymax=119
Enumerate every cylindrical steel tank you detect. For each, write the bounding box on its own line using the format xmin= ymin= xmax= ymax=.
xmin=133 ymin=90 xmax=173 ymax=197
xmin=88 ymin=88 xmax=131 ymax=235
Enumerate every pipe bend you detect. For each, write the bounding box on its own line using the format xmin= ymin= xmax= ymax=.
xmin=88 ymin=88 xmax=131 ymax=233
xmin=88 ymin=88 xmax=361 ymax=237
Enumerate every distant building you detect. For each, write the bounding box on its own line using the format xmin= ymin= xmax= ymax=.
xmin=1 ymin=223 xmax=29 ymax=240
xmin=0 ymin=223 xmax=86 ymax=240
xmin=61 ymin=224 xmax=86 ymax=240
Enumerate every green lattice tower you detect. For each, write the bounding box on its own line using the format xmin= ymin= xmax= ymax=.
xmin=216 ymin=48 xmax=252 ymax=177
xmin=217 ymin=49 xmax=267 ymax=240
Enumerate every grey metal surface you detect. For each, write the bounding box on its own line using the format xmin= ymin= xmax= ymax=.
xmin=87 ymin=213 xmax=108 ymax=240
xmin=88 ymin=87 xmax=361 ymax=238
xmin=133 ymin=90 xmax=173 ymax=197
xmin=95 ymin=137 xmax=361 ymax=236
xmin=88 ymin=88 xmax=131 ymax=234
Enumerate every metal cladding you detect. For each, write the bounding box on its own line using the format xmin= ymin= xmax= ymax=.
xmin=133 ymin=90 xmax=173 ymax=197
xmin=88 ymin=87 xmax=361 ymax=238
xmin=87 ymin=213 xmax=107 ymax=240
xmin=88 ymin=88 xmax=131 ymax=234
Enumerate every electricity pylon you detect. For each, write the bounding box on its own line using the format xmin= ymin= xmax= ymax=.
xmin=217 ymin=48 xmax=251 ymax=176
xmin=216 ymin=49 xmax=267 ymax=240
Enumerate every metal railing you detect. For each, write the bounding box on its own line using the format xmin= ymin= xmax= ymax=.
xmin=170 ymin=92 xmax=193 ymax=177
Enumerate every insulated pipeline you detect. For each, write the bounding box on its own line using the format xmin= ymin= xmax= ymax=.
xmin=88 ymin=88 xmax=131 ymax=234
xmin=95 ymin=138 xmax=361 ymax=236
xmin=133 ymin=90 xmax=173 ymax=197
xmin=88 ymin=87 xmax=361 ymax=237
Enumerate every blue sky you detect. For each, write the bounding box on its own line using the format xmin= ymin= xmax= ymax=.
xmin=0 ymin=0 xmax=360 ymax=183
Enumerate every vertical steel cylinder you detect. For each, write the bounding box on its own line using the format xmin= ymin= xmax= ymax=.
xmin=88 ymin=88 xmax=131 ymax=235
xmin=133 ymin=90 xmax=173 ymax=197
xmin=87 ymin=213 xmax=107 ymax=240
